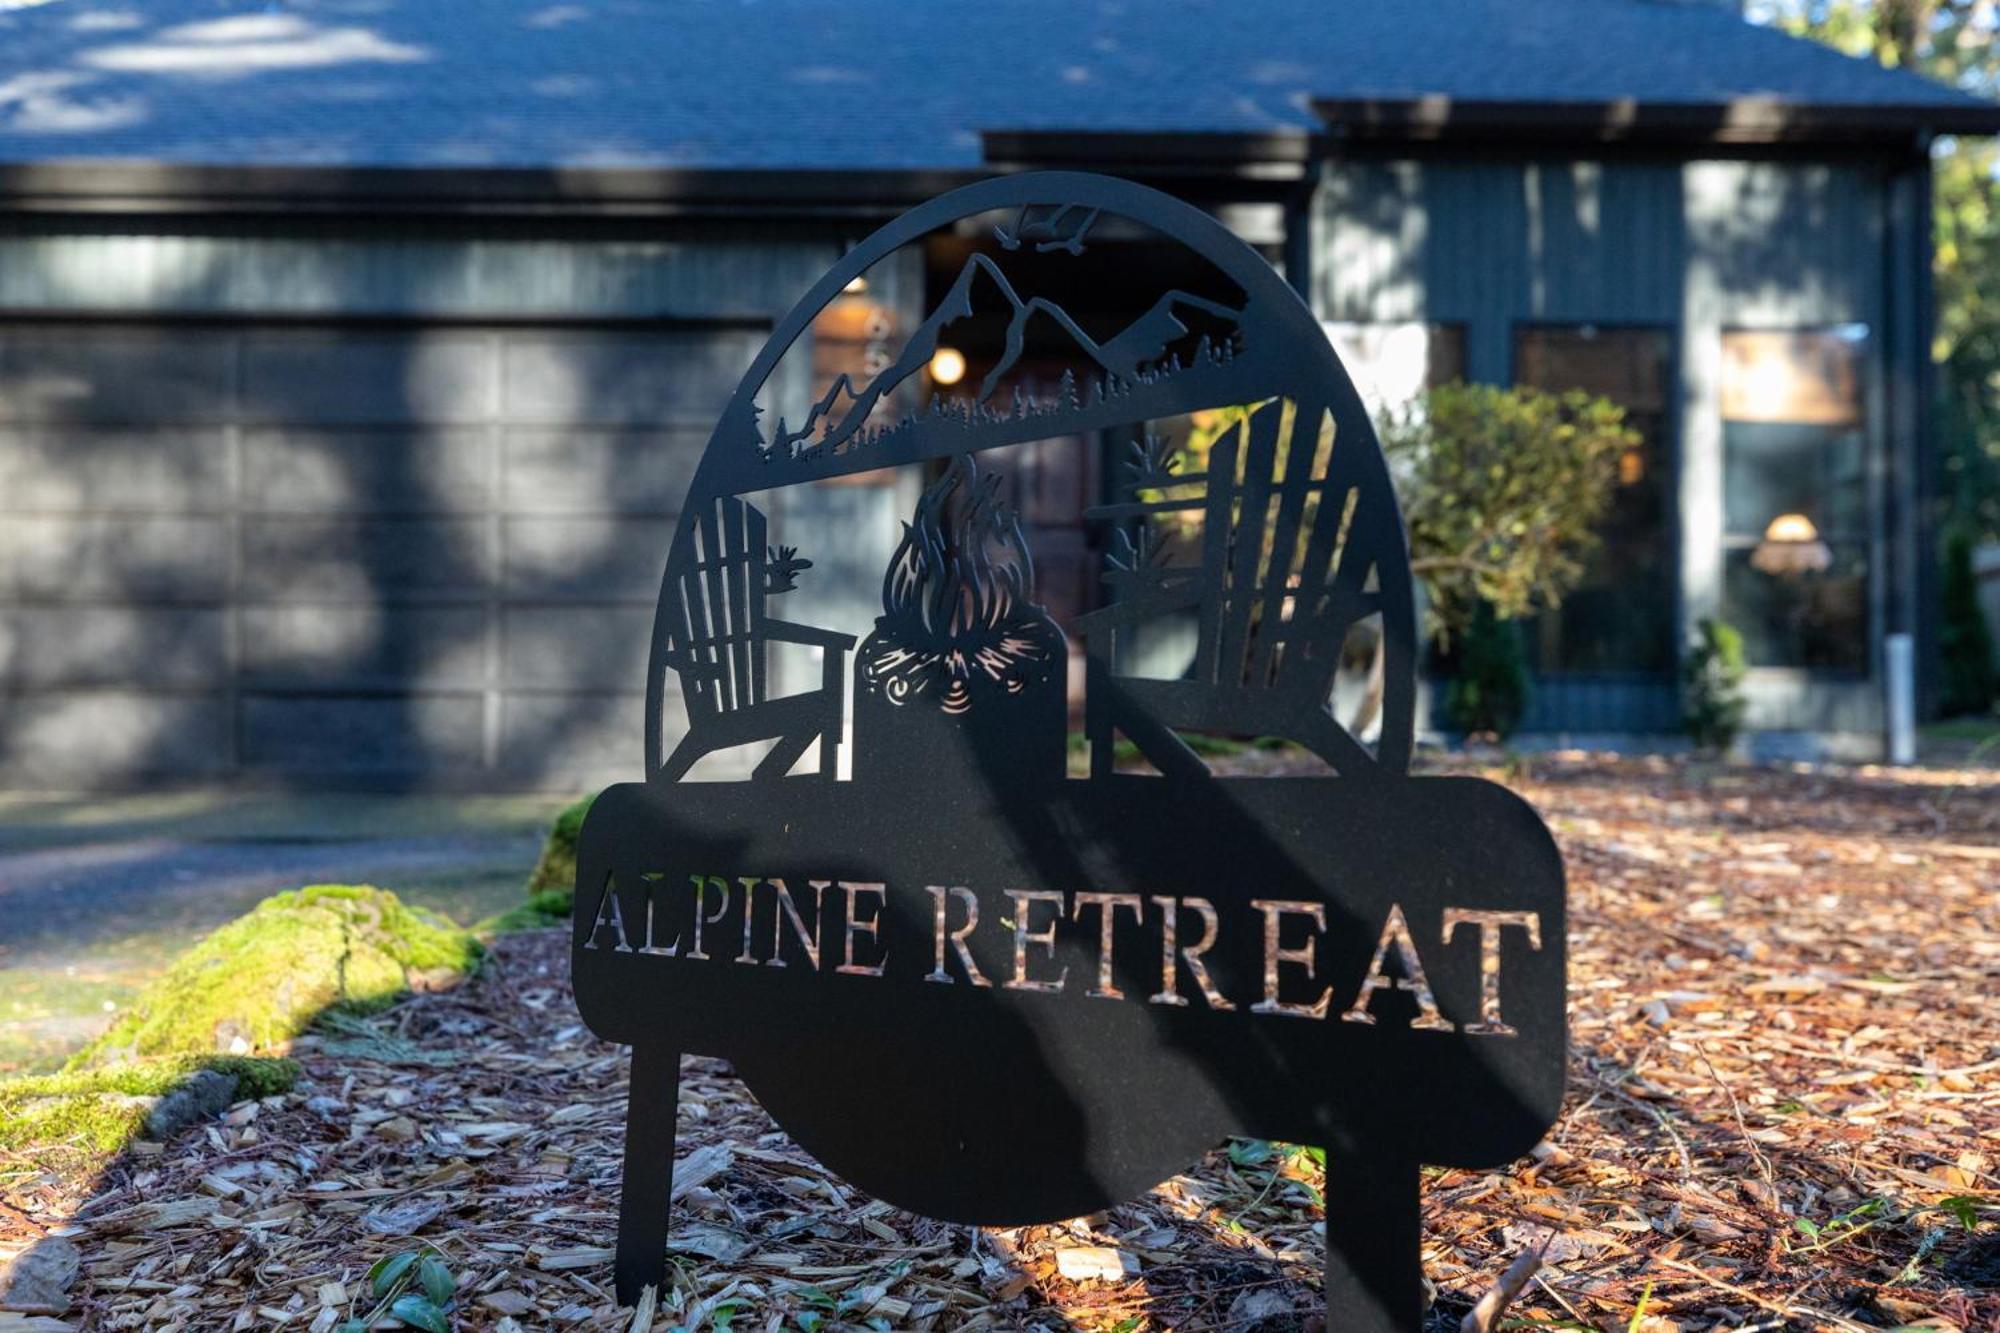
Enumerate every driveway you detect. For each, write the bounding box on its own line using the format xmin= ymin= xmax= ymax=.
xmin=0 ymin=793 xmax=564 ymax=1071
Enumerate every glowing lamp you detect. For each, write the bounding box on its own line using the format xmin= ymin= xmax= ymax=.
xmin=1751 ymin=512 xmax=1833 ymax=576
xmin=928 ymin=345 xmax=967 ymax=386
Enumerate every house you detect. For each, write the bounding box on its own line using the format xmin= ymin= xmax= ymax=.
xmin=0 ymin=0 xmax=1993 ymax=788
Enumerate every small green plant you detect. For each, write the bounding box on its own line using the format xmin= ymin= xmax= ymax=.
xmin=1789 ymin=1196 xmax=1887 ymax=1253
xmin=341 ymin=1246 xmax=455 ymax=1333
xmin=1681 ymin=617 xmax=1748 ymax=753
xmin=1940 ymin=526 xmax=1997 ymax=716
xmin=1625 ymin=1280 xmax=1654 ymax=1333
xmin=1444 ymin=602 xmax=1530 ymax=740
xmin=793 ymin=1282 xmax=891 ymax=1333
xmin=1930 ymin=1194 xmax=1989 ymax=1230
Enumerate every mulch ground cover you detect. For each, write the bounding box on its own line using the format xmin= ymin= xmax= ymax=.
xmin=1 ymin=753 xmax=1995 ymax=1331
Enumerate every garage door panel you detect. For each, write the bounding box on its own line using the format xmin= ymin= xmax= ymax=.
xmin=0 ymin=429 xmax=228 ymax=511
xmin=501 ymin=330 xmax=757 ymax=426
xmin=0 ymin=317 xmax=745 ymax=787
xmin=504 ymin=517 xmax=671 ymax=598
xmin=243 ymin=428 xmax=494 ymax=513
xmin=499 ymin=691 xmax=646 ymax=782
xmin=0 ymin=331 xmax=232 ymax=424
xmin=241 ymin=694 xmax=487 ymax=770
xmin=0 ymin=607 xmax=227 ymax=687
xmin=241 ymin=333 xmax=494 ymax=425
xmin=240 ymin=517 xmax=493 ymax=598
xmin=0 ymin=691 xmax=230 ymax=778
xmin=502 ymin=427 xmax=702 ymax=514
xmin=240 ymin=605 xmax=489 ymax=689
xmin=503 ymin=604 xmax=650 ymax=689
xmin=0 ymin=516 xmax=229 ymax=599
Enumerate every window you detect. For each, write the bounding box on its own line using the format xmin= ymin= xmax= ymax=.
xmin=1515 ymin=325 xmax=1675 ymax=674
xmin=1718 ymin=329 xmax=1870 ymax=672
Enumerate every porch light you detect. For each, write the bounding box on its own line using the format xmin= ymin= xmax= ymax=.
xmin=928 ymin=345 xmax=967 ymax=386
xmin=1751 ymin=512 xmax=1832 ymax=575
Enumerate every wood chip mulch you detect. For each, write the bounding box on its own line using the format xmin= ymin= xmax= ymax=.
xmin=1 ymin=753 xmax=1995 ymax=1332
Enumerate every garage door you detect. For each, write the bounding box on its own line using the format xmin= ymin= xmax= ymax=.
xmin=0 ymin=320 xmax=761 ymax=789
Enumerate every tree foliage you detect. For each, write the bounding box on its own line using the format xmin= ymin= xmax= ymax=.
xmin=1375 ymin=382 xmax=1635 ymax=644
xmin=1939 ymin=526 xmax=1998 ymax=712
xmin=1752 ymin=0 xmax=2000 ymax=538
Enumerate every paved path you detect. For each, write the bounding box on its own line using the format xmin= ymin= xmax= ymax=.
xmin=0 ymin=793 xmax=564 ymax=1070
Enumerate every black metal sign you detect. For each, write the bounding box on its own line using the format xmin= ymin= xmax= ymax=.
xmin=572 ymin=172 xmax=1566 ymax=1331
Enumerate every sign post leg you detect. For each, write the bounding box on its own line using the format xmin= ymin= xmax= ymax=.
xmin=614 ymin=1045 xmax=681 ymax=1306
xmin=1322 ymin=1152 xmax=1424 ymax=1332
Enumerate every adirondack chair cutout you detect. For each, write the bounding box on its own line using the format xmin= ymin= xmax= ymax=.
xmin=1078 ymin=398 xmax=1413 ymax=779
xmin=657 ymin=494 xmax=856 ymax=780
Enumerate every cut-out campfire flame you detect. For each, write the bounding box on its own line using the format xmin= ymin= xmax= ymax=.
xmin=861 ymin=456 xmax=1061 ymax=714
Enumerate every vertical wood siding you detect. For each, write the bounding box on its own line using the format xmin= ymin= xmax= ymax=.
xmin=1312 ymin=156 xmax=1894 ymax=743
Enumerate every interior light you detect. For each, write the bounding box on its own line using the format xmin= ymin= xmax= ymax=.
xmin=929 ymin=346 xmax=967 ymax=386
xmin=842 ymin=275 xmax=868 ymax=295
xmin=1763 ymin=513 xmax=1819 ymax=544
xmin=1752 ymin=512 xmax=1833 ymax=575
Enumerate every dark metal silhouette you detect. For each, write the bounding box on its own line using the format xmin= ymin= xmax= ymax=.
xmin=656 ymin=494 xmax=855 ymax=782
xmin=573 ymin=172 xmax=1566 ymax=1332
xmin=1079 ymin=397 xmax=1399 ymax=780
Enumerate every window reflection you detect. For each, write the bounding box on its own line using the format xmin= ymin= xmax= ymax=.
xmin=1719 ymin=328 xmax=1869 ymax=672
xmin=1515 ymin=325 xmax=1675 ymax=675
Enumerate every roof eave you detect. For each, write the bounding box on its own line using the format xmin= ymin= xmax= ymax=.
xmin=0 ymin=160 xmax=992 ymax=217
xmin=981 ymin=129 xmax=1318 ymax=181
xmin=1313 ymin=96 xmax=2000 ymax=146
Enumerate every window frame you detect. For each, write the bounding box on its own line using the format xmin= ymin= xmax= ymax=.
xmin=1716 ymin=323 xmax=1881 ymax=680
xmin=1509 ymin=319 xmax=1683 ymax=682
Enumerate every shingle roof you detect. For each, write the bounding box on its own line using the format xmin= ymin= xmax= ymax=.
xmin=0 ymin=0 xmax=1990 ymax=170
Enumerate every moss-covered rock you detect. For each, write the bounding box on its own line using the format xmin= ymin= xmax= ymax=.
xmin=0 ymin=1055 xmax=299 ymax=1155
xmin=69 ymin=885 xmax=481 ymax=1070
xmin=480 ymin=888 xmax=574 ymax=935
xmin=520 ymin=794 xmax=595 ymax=918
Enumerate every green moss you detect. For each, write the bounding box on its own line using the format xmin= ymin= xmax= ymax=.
xmin=0 ymin=1055 xmax=299 ymax=1155
xmin=479 ymin=888 xmax=573 ymax=936
xmin=521 ymin=794 xmax=596 ymax=916
xmin=7 ymin=1055 xmax=297 ymax=1101
xmin=68 ymin=885 xmax=480 ymax=1070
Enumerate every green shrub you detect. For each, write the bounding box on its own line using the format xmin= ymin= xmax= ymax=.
xmin=1940 ymin=528 xmax=1997 ymax=717
xmin=1682 ymin=617 xmax=1749 ymax=753
xmin=1443 ymin=603 xmax=1530 ymax=740
xmin=70 ymin=885 xmax=480 ymax=1070
xmin=521 ymin=793 xmax=597 ymax=918
xmin=1377 ymin=381 xmax=1634 ymax=639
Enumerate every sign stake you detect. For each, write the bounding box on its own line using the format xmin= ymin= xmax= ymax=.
xmin=1324 ymin=1150 xmax=1425 ymax=1331
xmin=614 ymin=1044 xmax=681 ymax=1306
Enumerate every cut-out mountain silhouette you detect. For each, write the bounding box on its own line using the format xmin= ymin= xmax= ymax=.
xmin=770 ymin=253 xmax=1242 ymax=460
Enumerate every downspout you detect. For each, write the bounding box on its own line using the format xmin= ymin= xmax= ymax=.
xmin=1884 ymin=132 xmax=1936 ymax=764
